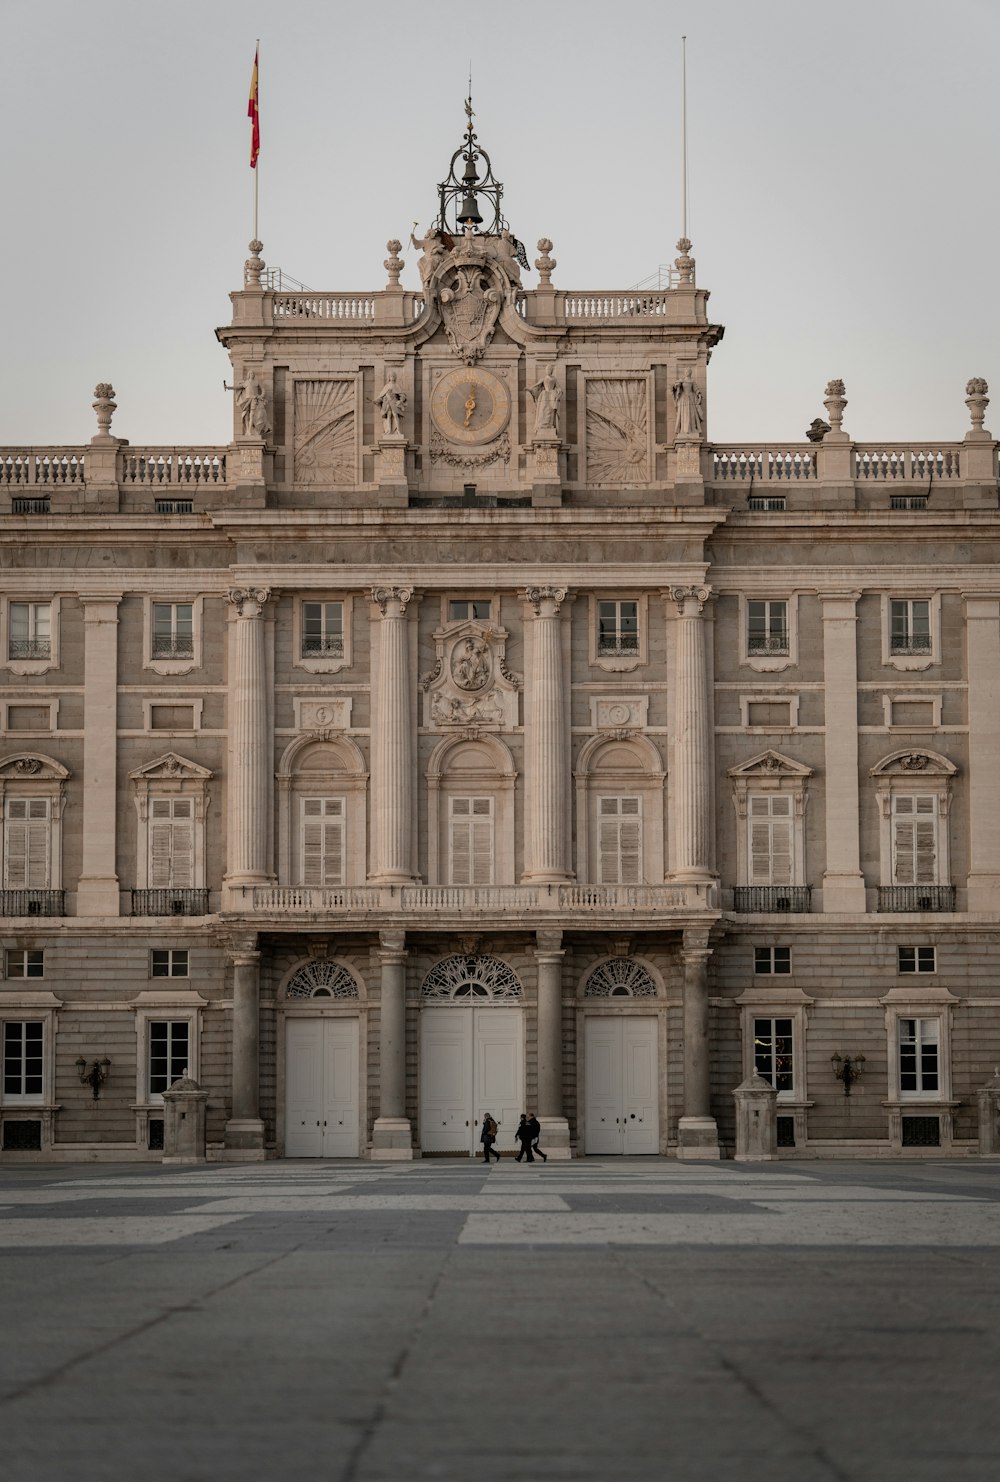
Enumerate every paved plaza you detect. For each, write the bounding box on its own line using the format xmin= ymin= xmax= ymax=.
xmin=1 ymin=1158 xmax=999 ymax=1482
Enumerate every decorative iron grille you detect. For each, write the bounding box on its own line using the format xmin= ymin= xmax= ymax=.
xmin=733 ymin=886 xmax=811 ymax=913
xmin=901 ymin=1116 xmax=940 ymax=1147
xmin=421 ymin=954 xmax=522 ymax=1001
xmin=131 ymin=889 xmax=209 ymax=917
xmin=285 ymin=960 xmax=360 ymax=999
xmin=583 ymin=958 xmax=658 ymax=998
xmin=877 ymin=886 xmax=955 ymax=913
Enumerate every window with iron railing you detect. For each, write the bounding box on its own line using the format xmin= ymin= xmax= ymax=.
xmin=597 ymin=600 xmax=639 ymax=656
xmin=747 ymin=600 xmax=788 ymax=656
xmin=890 ymin=599 xmax=931 ymax=655
xmin=151 ymin=602 xmax=194 ymax=659
xmin=8 ymin=603 xmax=51 ymax=661
xmin=301 ymin=601 xmax=344 ymax=658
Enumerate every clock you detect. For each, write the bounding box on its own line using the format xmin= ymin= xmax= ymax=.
xmin=429 ymin=366 xmax=511 ymax=446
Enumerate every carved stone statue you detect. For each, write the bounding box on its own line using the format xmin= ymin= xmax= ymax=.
xmin=671 ymin=368 xmax=704 ymax=438
xmin=237 ymin=369 xmax=263 ymax=437
xmin=528 ymin=365 xmax=562 ymax=439
xmin=250 ymin=385 xmax=271 ymax=439
xmin=490 ymin=228 xmax=522 ymax=291
xmin=374 ymin=369 xmax=407 ymax=437
xmin=410 ymin=226 xmax=448 ymax=291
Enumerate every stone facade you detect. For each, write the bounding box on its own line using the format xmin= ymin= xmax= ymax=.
xmin=1 ymin=118 xmax=998 ymax=1162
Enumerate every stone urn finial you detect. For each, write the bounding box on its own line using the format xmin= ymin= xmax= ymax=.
xmin=965 ymin=377 xmax=990 ymax=433
xmin=244 ymin=238 xmax=265 ymax=288
xmin=92 ymin=383 xmax=117 ymax=437
xmin=674 ymin=237 xmax=695 ymax=285
xmin=384 ymin=239 xmax=404 ymax=289
xmin=823 ymin=378 xmax=847 ymax=434
xmin=535 ymin=238 xmax=556 ymax=287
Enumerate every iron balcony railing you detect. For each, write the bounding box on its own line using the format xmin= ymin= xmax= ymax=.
xmin=732 ymin=886 xmax=812 ymax=913
xmin=301 ymin=636 xmax=345 ymax=657
xmin=150 ymin=636 xmax=194 ymax=659
xmin=8 ymin=639 xmax=51 ymax=660
xmin=889 ymin=634 xmax=932 ymax=654
xmin=877 ymin=885 xmax=955 ymax=913
xmin=0 ymin=889 xmax=65 ymax=917
xmin=747 ymin=634 xmax=789 ymax=655
xmin=131 ymin=888 xmax=210 ymax=917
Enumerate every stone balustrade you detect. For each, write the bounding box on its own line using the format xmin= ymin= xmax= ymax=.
xmin=0 ymin=450 xmax=86 ymax=486
xmin=238 ymin=882 xmax=715 ymax=919
xmin=712 ymin=447 xmax=818 ymax=482
xmin=120 ymin=450 xmax=227 ymax=486
xmin=854 ymin=446 xmax=962 ymax=481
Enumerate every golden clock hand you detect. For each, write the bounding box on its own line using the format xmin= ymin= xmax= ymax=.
xmin=463 ymin=387 xmax=477 ymax=428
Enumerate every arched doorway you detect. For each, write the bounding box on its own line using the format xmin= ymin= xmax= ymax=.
xmin=283 ymin=960 xmax=361 ymax=1158
xmin=419 ymin=954 xmax=524 ymax=1156
xmin=582 ymin=958 xmax=660 ymax=1155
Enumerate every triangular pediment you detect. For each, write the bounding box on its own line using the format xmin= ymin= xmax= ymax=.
xmin=727 ymin=750 xmax=812 ymax=780
xmin=128 ymin=751 xmax=213 ymax=782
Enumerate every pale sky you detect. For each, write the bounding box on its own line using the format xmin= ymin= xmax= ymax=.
xmin=3 ymin=0 xmax=997 ymax=448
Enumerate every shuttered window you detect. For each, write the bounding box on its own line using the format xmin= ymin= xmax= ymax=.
xmin=3 ymin=798 xmax=51 ymax=888
xmin=148 ymin=798 xmax=194 ymax=889
xmin=300 ymin=797 xmax=345 ymax=886
xmin=891 ymin=794 xmax=937 ymax=885
xmin=748 ymin=794 xmax=793 ymax=885
xmin=449 ymin=797 xmax=494 ymax=885
xmin=598 ymin=796 xmax=642 ymax=884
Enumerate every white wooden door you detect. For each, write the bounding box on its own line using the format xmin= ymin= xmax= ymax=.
xmin=420 ymin=1007 xmax=524 ymax=1154
xmin=285 ymin=1018 xmax=360 ymax=1157
xmin=584 ymin=1016 xmax=659 ymax=1154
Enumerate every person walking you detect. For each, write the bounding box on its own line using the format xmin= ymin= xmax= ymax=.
xmin=480 ymin=1112 xmax=501 ymax=1164
xmin=527 ymin=1112 xmax=547 ymax=1162
xmin=514 ymin=1113 xmax=535 ymax=1163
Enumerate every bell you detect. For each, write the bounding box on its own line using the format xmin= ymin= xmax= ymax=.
xmin=458 ymin=192 xmax=482 ymax=226
xmin=462 ymin=155 xmax=479 ymax=185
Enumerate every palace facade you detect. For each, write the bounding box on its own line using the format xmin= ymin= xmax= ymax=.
xmin=2 ymin=115 xmax=999 ymax=1162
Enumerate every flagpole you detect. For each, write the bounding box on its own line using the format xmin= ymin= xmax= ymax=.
xmin=253 ymin=38 xmax=260 ymax=242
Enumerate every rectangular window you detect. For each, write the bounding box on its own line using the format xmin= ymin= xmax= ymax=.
xmin=8 ymin=602 xmax=51 ymax=661
xmin=898 ymin=946 xmax=936 ymax=974
xmin=748 ymin=794 xmax=792 ymax=885
xmin=148 ymin=798 xmax=194 ymax=889
xmin=151 ymin=949 xmax=189 ymax=978
xmin=754 ymin=946 xmax=791 ymax=975
xmin=449 ymin=600 xmax=491 ymax=621
xmin=898 ymin=1017 xmax=939 ymax=1094
xmin=301 ymin=601 xmax=344 ymax=658
xmin=597 ymin=601 xmax=639 ymax=657
xmin=300 ymin=797 xmax=345 ymax=887
xmin=2 ymin=1021 xmax=43 ymax=1099
xmin=890 ymin=600 xmax=931 ymax=655
xmin=747 ymin=600 xmax=788 ymax=656
xmin=5 ymin=949 xmax=44 ymax=979
xmin=149 ymin=1020 xmax=189 ymax=1098
xmin=598 ymin=796 xmax=642 ymax=884
xmin=891 ymin=795 xmax=937 ymax=885
xmin=3 ymin=798 xmax=51 ymax=889
xmin=753 ymin=1017 xmax=794 ymax=1093
xmin=449 ymin=797 xmax=494 ymax=886
xmin=151 ymin=603 xmax=194 ymax=660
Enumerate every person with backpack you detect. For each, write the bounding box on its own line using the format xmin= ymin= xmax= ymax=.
xmin=480 ymin=1112 xmax=501 ymax=1164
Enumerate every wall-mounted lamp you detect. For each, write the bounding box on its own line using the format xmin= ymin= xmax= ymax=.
xmin=831 ymin=1052 xmax=866 ymax=1097
xmin=76 ymin=1056 xmax=111 ymax=1100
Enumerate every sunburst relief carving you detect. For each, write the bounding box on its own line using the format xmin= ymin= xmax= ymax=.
xmin=586 ymin=379 xmax=649 ymax=484
xmin=294 ymin=380 xmax=356 ymax=485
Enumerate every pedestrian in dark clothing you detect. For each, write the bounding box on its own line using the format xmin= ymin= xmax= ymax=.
xmin=514 ymin=1113 xmax=535 ymax=1162
xmin=481 ymin=1112 xmax=501 ymax=1164
xmin=527 ymin=1112 xmax=547 ymax=1162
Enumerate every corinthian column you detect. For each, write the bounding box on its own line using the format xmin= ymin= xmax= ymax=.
xmin=677 ymin=927 xmax=720 ymax=1159
xmin=224 ymin=932 xmax=265 ymax=1159
xmin=224 ymin=587 xmax=273 ymax=900
xmin=522 ymin=586 xmax=570 ymax=881
xmin=371 ymin=930 xmax=413 ymax=1159
xmin=669 ymin=586 xmax=713 ymax=879
xmin=369 ymin=587 xmax=415 ymax=882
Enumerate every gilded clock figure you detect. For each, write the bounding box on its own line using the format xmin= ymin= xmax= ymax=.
xmin=429 ymin=367 xmax=511 ymax=446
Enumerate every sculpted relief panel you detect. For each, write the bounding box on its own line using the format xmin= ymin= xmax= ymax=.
xmin=293 ymin=379 xmax=356 ymax=486
xmin=585 ymin=378 xmax=650 ymax=484
xmin=423 ymin=621 xmax=520 ymax=730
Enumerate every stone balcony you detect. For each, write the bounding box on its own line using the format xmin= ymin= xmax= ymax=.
xmin=224 ymin=881 xmax=718 ymax=929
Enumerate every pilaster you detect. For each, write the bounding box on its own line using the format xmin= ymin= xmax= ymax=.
xmin=224 ymin=934 xmax=266 ymax=1160
xmin=223 ymin=587 xmax=274 ymax=907
xmin=677 ymin=927 xmax=721 ymax=1159
xmin=368 ymin=588 xmax=417 ymax=882
xmin=522 ymin=587 xmax=571 ymax=882
xmin=77 ymin=595 xmax=122 ymax=916
xmin=820 ymin=593 xmax=867 ymax=912
xmin=965 ymin=595 xmax=1000 ymax=910
xmin=371 ymin=929 xmax=414 ymax=1158
xmin=668 ymin=587 xmax=715 ymax=882
xmin=534 ymin=928 xmax=571 ymax=1158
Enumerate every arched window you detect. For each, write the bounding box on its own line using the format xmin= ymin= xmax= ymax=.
xmin=277 ymin=735 xmax=368 ymax=888
xmin=574 ymin=734 xmax=664 ymax=884
xmin=421 ymin=954 xmax=522 ymax=1001
xmin=583 ymin=957 xmax=658 ymax=998
xmin=285 ymin=960 xmax=361 ymax=1000
xmin=427 ymin=737 xmax=516 ymax=886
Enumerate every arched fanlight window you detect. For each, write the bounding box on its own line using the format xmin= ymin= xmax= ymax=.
xmin=285 ymin=960 xmax=360 ymax=1000
xmin=583 ymin=958 xmax=658 ymax=999
xmin=421 ymin=954 xmax=522 ymax=1002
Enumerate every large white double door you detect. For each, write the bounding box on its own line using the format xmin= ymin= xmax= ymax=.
xmin=584 ymin=1016 xmax=659 ymax=1154
xmin=285 ymin=1017 xmax=360 ymax=1157
xmin=420 ymin=1007 xmax=524 ymax=1155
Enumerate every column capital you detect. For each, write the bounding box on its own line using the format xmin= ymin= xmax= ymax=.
xmin=681 ymin=926 xmax=712 ymax=961
xmin=228 ymin=587 xmax=271 ymax=618
xmin=371 ymin=585 xmax=413 ymax=617
xmin=669 ymin=584 xmax=711 ymax=616
xmin=378 ymin=928 xmax=407 ymax=962
xmin=524 ymin=585 xmax=567 ymax=616
xmin=534 ymin=928 xmax=564 ymax=958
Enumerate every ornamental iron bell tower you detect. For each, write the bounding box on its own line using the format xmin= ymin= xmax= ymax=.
xmin=434 ymin=95 xmax=528 ymax=267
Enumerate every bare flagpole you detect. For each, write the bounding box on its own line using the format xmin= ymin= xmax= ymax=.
xmin=253 ymin=38 xmax=260 ymax=242
xmin=681 ymin=35 xmax=688 ymax=242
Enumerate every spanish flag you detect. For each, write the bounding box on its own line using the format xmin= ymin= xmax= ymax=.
xmin=247 ymin=47 xmax=260 ymax=169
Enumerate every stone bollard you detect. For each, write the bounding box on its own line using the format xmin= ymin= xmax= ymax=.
xmin=976 ymin=1069 xmax=1000 ymax=1157
xmin=733 ymin=1069 xmax=778 ymax=1162
xmin=162 ymin=1073 xmax=209 ymax=1164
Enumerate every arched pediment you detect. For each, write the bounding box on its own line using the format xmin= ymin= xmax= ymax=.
xmin=727 ymin=750 xmax=813 ymax=780
xmin=870 ymin=748 xmax=958 ymax=778
xmin=576 ymin=733 xmax=664 ymax=778
xmin=0 ymin=752 xmax=69 ymax=781
xmin=427 ymin=732 xmax=516 ymax=782
xmin=128 ymin=751 xmax=212 ymax=782
xmin=277 ymin=733 xmax=368 ymax=780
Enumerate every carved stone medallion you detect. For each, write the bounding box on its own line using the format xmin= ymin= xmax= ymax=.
xmin=423 ymin=621 xmax=520 ymax=730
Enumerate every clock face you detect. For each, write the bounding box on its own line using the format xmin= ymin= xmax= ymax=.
xmin=429 ymin=367 xmax=511 ymax=446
